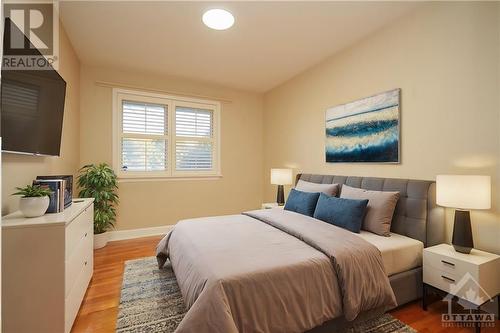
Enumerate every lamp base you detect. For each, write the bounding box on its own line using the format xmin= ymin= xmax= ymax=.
xmin=452 ymin=210 xmax=473 ymax=254
xmin=276 ymin=185 xmax=285 ymax=206
xmin=453 ymin=244 xmax=472 ymax=254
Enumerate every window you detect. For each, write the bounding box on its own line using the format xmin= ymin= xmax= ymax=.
xmin=113 ymin=89 xmax=220 ymax=179
xmin=121 ymin=101 xmax=168 ymax=172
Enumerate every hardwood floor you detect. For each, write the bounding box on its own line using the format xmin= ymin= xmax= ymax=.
xmin=72 ymin=236 xmax=500 ymax=333
xmin=71 ymin=236 xmax=163 ymax=333
xmin=392 ymin=300 xmax=500 ymax=333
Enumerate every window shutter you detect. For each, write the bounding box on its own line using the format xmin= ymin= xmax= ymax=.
xmin=175 ymin=106 xmax=214 ymax=171
xmin=175 ymin=107 xmax=212 ymax=137
xmin=122 ymin=138 xmax=167 ymax=171
xmin=122 ymin=101 xmax=166 ymax=135
xmin=175 ymin=141 xmax=213 ymax=170
xmin=121 ymin=101 xmax=167 ymax=172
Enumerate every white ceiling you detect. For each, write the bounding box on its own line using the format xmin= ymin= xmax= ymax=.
xmin=60 ymin=1 xmax=418 ymax=93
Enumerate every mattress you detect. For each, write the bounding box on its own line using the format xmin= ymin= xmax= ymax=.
xmin=354 ymin=231 xmax=423 ymax=276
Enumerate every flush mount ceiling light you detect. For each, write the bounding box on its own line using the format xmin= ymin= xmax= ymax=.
xmin=202 ymin=9 xmax=234 ymax=30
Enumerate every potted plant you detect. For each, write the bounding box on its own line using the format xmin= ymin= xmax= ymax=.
xmin=77 ymin=163 xmax=119 ymax=249
xmin=13 ymin=185 xmax=52 ymax=217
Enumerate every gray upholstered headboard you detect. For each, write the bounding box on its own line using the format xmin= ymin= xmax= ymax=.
xmin=296 ymin=174 xmax=445 ymax=247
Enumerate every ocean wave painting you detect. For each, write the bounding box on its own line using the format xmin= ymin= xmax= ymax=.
xmin=325 ymin=89 xmax=400 ymax=163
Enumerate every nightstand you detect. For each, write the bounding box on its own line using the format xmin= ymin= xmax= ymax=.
xmin=423 ymin=244 xmax=500 ymax=332
xmin=261 ymin=203 xmax=284 ymax=209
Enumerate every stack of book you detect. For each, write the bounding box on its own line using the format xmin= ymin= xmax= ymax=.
xmin=33 ymin=179 xmax=66 ymax=213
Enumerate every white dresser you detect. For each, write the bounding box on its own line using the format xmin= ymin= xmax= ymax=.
xmin=2 ymin=198 xmax=94 ymax=333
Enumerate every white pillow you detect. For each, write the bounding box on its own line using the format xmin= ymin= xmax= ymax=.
xmin=295 ymin=179 xmax=339 ymax=196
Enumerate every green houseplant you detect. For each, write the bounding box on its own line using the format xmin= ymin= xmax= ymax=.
xmin=78 ymin=163 xmax=119 ymax=249
xmin=13 ymin=185 xmax=52 ymax=217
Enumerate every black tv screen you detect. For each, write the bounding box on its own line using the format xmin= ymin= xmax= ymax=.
xmin=1 ymin=18 xmax=66 ymax=156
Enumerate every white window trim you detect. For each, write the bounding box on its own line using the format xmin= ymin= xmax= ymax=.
xmin=112 ymin=88 xmax=221 ymax=180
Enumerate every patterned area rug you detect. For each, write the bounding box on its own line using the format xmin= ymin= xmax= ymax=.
xmin=116 ymin=257 xmax=416 ymax=333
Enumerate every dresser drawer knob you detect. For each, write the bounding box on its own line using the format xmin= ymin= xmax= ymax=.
xmin=441 ymin=275 xmax=455 ymax=283
xmin=84 ymin=261 xmax=87 ymax=266
xmin=441 ymin=260 xmax=455 ymax=267
xmin=84 ymin=232 xmax=87 ymax=238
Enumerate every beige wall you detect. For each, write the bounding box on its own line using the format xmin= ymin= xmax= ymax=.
xmin=263 ymin=3 xmax=500 ymax=253
xmin=3 ymin=3 xmax=498 ymax=253
xmin=79 ymin=66 xmax=264 ymax=230
xmin=2 ymin=26 xmax=81 ymax=214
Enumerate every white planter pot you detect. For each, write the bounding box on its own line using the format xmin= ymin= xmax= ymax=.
xmin=94 ymin=232 xmax=110 ymax=249
xmin=19 ymin=196 xmax=50 ymax=218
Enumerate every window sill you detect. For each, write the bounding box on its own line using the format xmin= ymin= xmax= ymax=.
xmin=117 ymin=174 xmax=223 ymax=183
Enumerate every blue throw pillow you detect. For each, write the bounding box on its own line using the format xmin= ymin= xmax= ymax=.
xmin=313 ymin=193 xmax=368 ymax=233
xmin=284 ymin=189 xmax=320 ymax=217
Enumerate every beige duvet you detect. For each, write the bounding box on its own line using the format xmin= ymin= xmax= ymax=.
xmin=156 ymin=209 xmax=396 ymax=333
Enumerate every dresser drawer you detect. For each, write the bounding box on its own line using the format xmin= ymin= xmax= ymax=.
xmin=65 ymin=248 xmax=93 ymax=333
xmin=66 ymin=205 xmax=93 ymax=259
xmin=65 ymin=222 xmax=93 ymax=297
xmin=423 ymin=249 xmax=478 ymax=280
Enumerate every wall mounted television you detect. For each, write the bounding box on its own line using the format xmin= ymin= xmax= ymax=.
xmin=1 ymin=18 xmax=67 ymax=156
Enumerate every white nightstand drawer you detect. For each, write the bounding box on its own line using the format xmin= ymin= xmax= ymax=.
xmin=423 ymin=250 xmax=478 ymax=280
xmin=424 ymin=267 xmax=488 ymax=305
xmin=423 ymin=267 xmax=458 ymax=293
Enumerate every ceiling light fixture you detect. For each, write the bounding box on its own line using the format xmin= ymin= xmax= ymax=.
xmin=202 ymin=9 xmax=234 ymax=30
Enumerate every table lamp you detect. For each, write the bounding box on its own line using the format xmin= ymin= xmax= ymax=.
xmin=271 ymin=169 xmax=293 ymax=206
xmin=436 ymin=175 xmax=491 ymax=254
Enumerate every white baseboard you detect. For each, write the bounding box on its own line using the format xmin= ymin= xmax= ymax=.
xmin=108 ymin=225 xmax=173 ymax=241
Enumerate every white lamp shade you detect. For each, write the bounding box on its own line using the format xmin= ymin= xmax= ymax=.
xmin=436 ymin=175 xmax=491 ymax=210
xmin=270 ymin=169 xmax=293 ymax=185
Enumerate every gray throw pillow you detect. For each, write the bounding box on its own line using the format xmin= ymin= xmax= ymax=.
xmin=340 ymin=185 xmax=400 ymax=236
xmin=296 ymin=179 xmax=339 ymax=196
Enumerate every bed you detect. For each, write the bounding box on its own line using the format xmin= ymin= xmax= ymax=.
xmin=156 ymin=174 xmax=445 ymax=333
